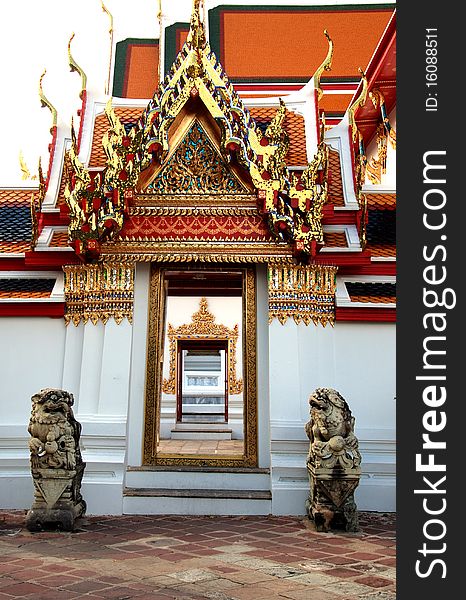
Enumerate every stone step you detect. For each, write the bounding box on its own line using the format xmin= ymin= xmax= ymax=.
xmin=172 ymin=422 xmax=229 ymax=431
xmin=125 ymin=467 xmax=271 ymax=491
xmin=122 ymin=487 xmax=272 ymax=516
xmin=170 ymin=429 xmax=232 ymax=440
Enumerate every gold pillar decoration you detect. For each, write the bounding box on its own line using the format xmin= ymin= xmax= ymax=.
xmin=268 ymin=264 xmax=337 ymax=326
xmin=63 ymin=263 xmax=134 ymax=326
xmin=30 ymin=159 xmax=45 ymax=251
xmin=162 ymin=297 xmax=243 ymax=396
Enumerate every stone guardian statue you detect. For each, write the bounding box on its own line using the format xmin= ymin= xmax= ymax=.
xmin=26 ymin=388 xmax=86 ymax=531
xmin=305 ymin=387 xmax=361 ymax=532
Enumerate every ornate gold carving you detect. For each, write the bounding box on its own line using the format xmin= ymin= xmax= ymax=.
xmin=134 ymin=193 xmax=256 ymax=208
xmin=348 ymin=68 xmax=368 ymax=143
xmin=364 ymin=88 xmax=396 ymax=185
xmin=149 ymin=121 xmax=247 ymax=195
xmin=101 ymin=240 xmax=294 ymax=263
xmin=143 ymin=266 xmax=258 ymax=467
xmin=313 ymin=30 xmax=334 ymax=101
xmin=101 ymin=1 xmax=114 ymax=95
xmin=39 ymin=69 xmax=58 ymax=133
xmin=63 ymin=263 xmax=134 ymax=326
xmin=129 ymin=206 xmax=259 ymax=217
xmin=68 ymin=33 xmax=87 ymax=98
xmin=30 ymin=159 xmax=46 ymax=251
xmin=268 ymin=264 xmax=337 ymax=326
xmin=65 ymin=100 xmax=149 ymax=259
xmin=162 ymin=297 xmax=243 ymax=396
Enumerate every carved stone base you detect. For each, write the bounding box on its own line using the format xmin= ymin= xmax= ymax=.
xmin=26 ymin=501 xmax=86 ymax=532
xmin=306 ymin=467 xmax=361 ymax=533
xmin=26 ymin=464 xmax=86 ymax=532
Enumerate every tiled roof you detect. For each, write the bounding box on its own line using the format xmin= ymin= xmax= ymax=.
xmin=89 ymin=108 xmax=142 ymax=167
xmin=366 ymin=193 xmax=396 ymax=210
xmin=346 ymin=282 xmax=396 ymax=304
xmin=88 ymin=106 xmax=308 ymax=169
xmin=0 ymin=278 xmax=55 ymax=298
xmin=367 ymin=243 xmax=396 ymax=258
xmin=0 ymin=189 xmax=33 ymax=255
xmin=366 ymin=209 xmax=395 ymax=246
xmin=55 ymin=152 xmax=71 ymax=207
xmin=327 ymin=149 xmax=345 ymax=207
xmin=323 ymin=231 xmax=347 ymax=248
xmin=248 ymin=107 xmax=307 ymax=166
xmin=50 ymin=231 xmax=70 ymax=248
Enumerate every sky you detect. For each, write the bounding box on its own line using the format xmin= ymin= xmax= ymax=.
xmin=0 ymin=0 xmax=390 ymax=187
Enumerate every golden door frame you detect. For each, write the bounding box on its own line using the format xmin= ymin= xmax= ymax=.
xmin=143 ymin=265 xmax=258 ymax=467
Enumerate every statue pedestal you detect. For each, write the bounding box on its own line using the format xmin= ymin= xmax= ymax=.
xmin=306 ymin=465 xmax=361 ymax=532
xmin=26 ymin=464 xmax=86 ymax=532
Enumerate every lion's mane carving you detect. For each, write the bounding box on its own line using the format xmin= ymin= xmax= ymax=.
xmin=28 ymin=388 xmax=83 ymax=471
xmin=305 ymin=387 xmax=361 ymax=470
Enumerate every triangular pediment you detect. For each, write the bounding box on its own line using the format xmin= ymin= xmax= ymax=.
xmin=141 ymin=118 xmax=251 ymax=195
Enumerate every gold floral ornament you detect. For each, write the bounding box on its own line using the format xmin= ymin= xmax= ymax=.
xmin=347 ymin=70 xmax=369 ymax=249
xmin=268 ymin=264 xmax=337 ymax=326
xmin=365 ymin=88 xmax=396 ymax=185
xmin=162 ymin=297 xmax=243 ymax=396
xmin=63 ymin=263 xmax=134 ymax=326
xmin=64 ymin=100 xmax=148 ymax=259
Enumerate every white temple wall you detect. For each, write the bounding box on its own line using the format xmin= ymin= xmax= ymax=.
xmin=0 ymin=317 xmax=66 ymax=508
xmin=269 ymin=319 xmax=396 ymax=515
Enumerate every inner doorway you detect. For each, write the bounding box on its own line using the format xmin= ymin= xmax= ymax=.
xmin=177 ymin=339 xmax=228 ymax=424
xmin=143 ymin=266 xmax=258 ymax=467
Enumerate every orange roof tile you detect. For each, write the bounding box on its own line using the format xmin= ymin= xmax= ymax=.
xmin=367 ymin=243 xmax=396 ymax=258
xmin=89 ymin=107 xmax=142 ymax=168
xmin=366 ymin=193 xmax=396 ymax=210
xmin=350 ymin=294 xmax=396 ymax=304
xmin=327 ymin=149 xmax=345 ymax=207
xmin=88 ymin=106 xmax=308 ymax=168
xmin=249 ymin=107 xmax=307 ymax=166
xmin=323 ymin=231 xmax=347 ymax=247
xmin=50 ymin=231 xmax=70 ymax=248
xmin=217 ymin=8 xmax=393 ymax=81
xmin=0 ymin=241 xmax=29 ymax=253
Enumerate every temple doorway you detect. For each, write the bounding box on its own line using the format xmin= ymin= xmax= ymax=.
xmin=143 ymin=266 xmax=258 ymax=467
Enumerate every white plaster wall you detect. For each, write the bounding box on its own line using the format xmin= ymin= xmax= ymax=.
xmin=0 ymin=317 xmax=66 ymax=508
xmin=269 ymin=319 xmax=395 ymax=514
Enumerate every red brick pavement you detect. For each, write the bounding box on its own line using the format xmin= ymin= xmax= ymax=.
xmin=0 ymin=511 xmax=396 ymax=599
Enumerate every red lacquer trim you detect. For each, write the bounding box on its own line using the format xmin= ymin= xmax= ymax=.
xmin=336 ymin=306 xmax=396 ymax=322
xmin=0 ymin=302 xmax=65 ymax=318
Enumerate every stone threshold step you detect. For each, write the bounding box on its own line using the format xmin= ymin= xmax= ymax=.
xmin=127 ymin=466 xmax=270 ymax=474
xmin=123 ymin=488 xmax=272 ymax=500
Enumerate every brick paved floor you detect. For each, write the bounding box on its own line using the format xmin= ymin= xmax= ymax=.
xmin=0 ymin=511 xmax=395 ymax=600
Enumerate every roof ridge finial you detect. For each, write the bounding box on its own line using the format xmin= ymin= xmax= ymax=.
xmin=187 ymin=0 xmax=206 ymax=50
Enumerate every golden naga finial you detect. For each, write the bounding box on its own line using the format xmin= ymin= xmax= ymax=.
xmin=39 ymin=69 xmax=58 ymax=133
xmin=68 ymin=33 xmax=87 ymax=99
xmin=313 ymin=30 xmax=334 ymax=101
xmin=348 ymin=67 xmax=368 ymax=142
xmin=101 ymin=1 xmax=114 ymax=95
xmin=19 ymin=150 xmax=32 ymax=180
xmin=187 ymin=0 xmax=206 ymax=49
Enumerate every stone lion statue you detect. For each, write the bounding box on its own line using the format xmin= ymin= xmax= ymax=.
xmin=305 ymin=388 xmax=361 ymax=532
xmin=305 ymin=387 xmax=361 ymax=470
xmin=26 ymin=388 xmax=86 ymax=531
xmin=28 ymin=388 xmax=83 ymax=471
